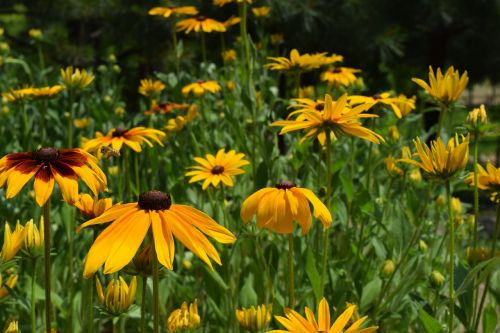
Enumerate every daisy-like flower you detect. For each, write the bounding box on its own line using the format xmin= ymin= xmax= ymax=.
xmin=167 ymin=300 xmax=201 ymax=332
xmin=241 ymin=181 xmax=332 ymax=235
xmin=223 ymin=16 xmax=241 ymax=28
xmin=466 ymin=161 xmax=500 ymax=202
xmin=144 ymin=101 xmax=191 ymax=116
xmin=236 ymin=304 xmax=272 ymax=331
xmin=82 ymin=127 xmax=166 ymax=155
xmin=268 ymin=297 xmax=378 ymax=333
xmin=252 ymin=6 xmax=271 ymax=17
xmin=77 ymin=190 xmax=236 ymax=277
xmin=185 ymin=149 xmax=249 ymax=190
xmin=222 ymin=49 xmax=238 ymax=63
xmin=271 ymin=94 xmax=383 ymax=146
xmin=348 ymin=92 xmax=416 ymax=119
xmin=1 ymin=221 xmax=25 ymax=261
xmin=394 ymin=94 xmax=417 ymax=117
xmin=2 ymin=87 xmax=34 ymax=103
xmin=138 ymin=79 xmax=165 ymax=97
xmin=166 ymin=106 xmax=198 ymax=132
xmin=148 ymin=6 xmax=198 ymax=18
xmin=412 ymin=66 xmax=468 ymax=105
xmin=384 ymin=155 xmax=404 ymax=176
xmin=0 ymin=148 xmax=107 ymax=206
xmin=265 ymin=49 xmax=338 ymax=73
xmin=96 ymin=275 xmax=137 ymax=315
xmin=29 ymin=85 xmax=65 ymax=99
xmin=399 ymin=135 xmax=469 ymax=181
xmin=213 ymin=0 xmax=252 ymax=6
xmin=182 ymin=80 xmax=221 ymax=96
xmin=321 ymin=67 xmax=361 ymax=87
xmin=60 ymin=66 xmax=95 ymax=90
xmin=74 ymin=193 xmax=112 ymax=219
xmin=288 ymin=98 xmax=328 ymax=116
xmin=0 ymin=271 xmax=18 ymax=299
xmin=176 ymin=17 xmax=226 ymax=34
xmin=74 ymin=117 xmax=92 ymax=129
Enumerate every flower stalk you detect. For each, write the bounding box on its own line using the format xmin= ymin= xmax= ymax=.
xmin=446 ymin=180 xmax=455 ymax=332
xmin=43 ymin=200 xmax=52 ymax=332
xmin=288 ymin=234 xmax=295 ymax=308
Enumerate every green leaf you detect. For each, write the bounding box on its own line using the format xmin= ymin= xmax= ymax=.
xmin=360 ymin=277 xmax=382 ymax=310
xmin=339 ymin=173 xmax=353 ymax=202
xmin=305 ymin=247 xmax=321 ymax=300
xmin=456 ymin=257 xmax=500 ymax=297
xmin=239 ymin=274 xmax=258 ymax=307
xmin=483 ymin=305 xmax=498 ymax=333
xmin=418 ymin=308 xmax=443 ymax=333
xmin=203 ymin=266 xmax=229 ymax=291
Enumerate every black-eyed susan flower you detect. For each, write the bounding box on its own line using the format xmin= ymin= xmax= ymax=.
xmin=268 ymin=297 xmax=378 ymax=333
xmin=213 ymin=0 xmax=252 ymax=6
xmin=466 ymin=161 xmax=500 ymax=202
xmin=241 ymin=181 xmax=332 ymax=235
xmin=60 ymin=66 xmax=95 ymax=90
xmin=138 ymin=79 xmax=165 ymax=97
xmin=222 ymin=49 xmax=238 ymax=63
xmin=321 ymin=67 xmax=360 ymax=87
xmin=236 ymin=304 xmax=272 ymax=331
xmin=182 ymin=80 xmax=221 ymax=96
xmin=2 ymin=87 xmax=34 ymax=103
xmin=74 ymin=193 xmax=112 ymax=219
xmin=96 ymin=276 xmax=137 ymax=315
xmin=185 ymin=149 xmax=249 ymax=190
xmin=148 ymin=6 xmax=198 ymax=18
xmin=74 ymin=117 xmax=92 ymax=129
xmin=223 ymin=16 xmax=241 ymax=28
xmin=394 ymin=94 xmax=417 ymax=117
xmin=0 ymin=148 xmax=107 ymax=206
xmin=348 ymin=92 xmax=415 ymax=119
xmin=399 ymin=135 xmax=469 ymax=181
xmin=252 ymin=6 xmax=271 ymax=17
xmin=82 ymin=127 xmax=166 ymax=155
xmin=167 ymin=300 xmax=201 ymax=332
xmin=412 ymin=66 xmax=468 ymax=105
xmin=271 ymin=94 xmax=384 ymax=145
xmin=28 ymin=85 xmax=65 ymax=99
xmin=144 ymin=101 xmax=191 ymax=116
xmin=176 ymin=17 xmax=226 ymax=34
xmin=265 ymin=49 xmax=337 ymax=73
xmin=166 ymin=106 xmax=198 ymax=132
xmin=288 ymin=98 xmax=326 ymax=115
xmin=1 ymin=221 xmax=25 ymax=261
xmin=0 ymin=271 xmax=18 ymax=299
xmin=77 ymin=190 xmax=236 ymax=277
xmin=270 ymin=34 xmax=284 ymax=45
xmin=23 ymin=217 xmax=44 ymax=256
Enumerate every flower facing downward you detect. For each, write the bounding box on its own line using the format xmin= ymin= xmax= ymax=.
xmin=241 ymin=182 xmax=332 ymax=235
xmin=96 ymin=276 xmax=137 ymax=315
xmin=268 ymin=297 xmax=378 ymax=333
xmin=148 ymin=6 xmax=198 ymax=18
xmin=265 ymin=49 xmax=338 ymax=73
xmin=176 ymin=17 xmax=226 ymax=34
xmin=321 ymin=67 xmax=361 ymax=87
xmin=252 ymin=6 xmax=271 ymax=17
xmin=1 ymin=222 xmax=25 ymax=261
xmin=465 ymin=161 xmax=500 ymax=202
xmin=167 ymin=300 xmax=201 ymax=332
xmin=77 ymin=190 xmax=236 ymax=278
xmin=412 ymin=66 xmax=468 ymax=105
xmin=182 ymin=80 xmax=221 ymax=96
xmin=60 ymin=66 xmax=95 ymax=90
xmin=0 ymin=148 xmax=107 ymax=206
xmin=236 ymin=304 xmax=272 ymax=331
xmin=74 ymin=193 xmax=112 ymax=219
xmin=348 ymin=92 xmax=416 ymax=119
xmin=185 ymin=149 xmax=249 ymax=190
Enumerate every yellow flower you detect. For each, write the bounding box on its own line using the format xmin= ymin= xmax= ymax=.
xmin=108 ymin=166 xmax=119 ymax=176
xmin=394 ymin=94 xmax=417 ymax=117
xmin=29 ymin=85 xmax=65 ymax=99
xmin=213 ymin=0 xmax=252 ymax=6
xmin=235 ymin=304 xmax=272 ymax=331
xmin=74 ymin=193 xmax=112 ymax=219
xmin=241 ymin=181 xmax=332 ymax=235
xmin=23 ymin=217 xmax=44 ymax=256
xmin=399 ymin=135 xmax=469 ymax=181
xmin=166 ymin=106 xmax=198 ymax=132
xmin=1 ymin=221 xmax=25 ymax=261
xmin=388 ymin=125 xmax=400 ymax=141
xmin=144 ymin=101 xmax=191 ymax=116
xmin=74 ymin=117 xmax=92 ymax=129
xmin=467 ymin=246 xmax=500 ymax=265
xmin=176 ymin=17 xmax=226 ymax=34
xmin=167 ymin=300 xmax=201 ymax=332
xmin=270 ymin=33 xmax=284 ymax=45
xmin=298 ymin=86 xmax=314 ymax=98
xmin=138 ymin=79 xmax=165 ymax=97
xmin=265 ymin=49 xmax=338 ymax=72
xmin=2 ymin=87 xmax=34 ymax=103
xmin=0 ymin=271 xmax=18 ymax=299
xmin=60 ymin=66 xmax=95 ymax=90
xmin=148 ymin=6 xmax=198 ymax=18
xmin=321 ymin=67 xmax=361 ymax=87
xmin=3 ymin=320 xmax=19 ymax=333
xmin=466 ymin=104 xmax=488 ymax=127
xmin=29 ymin=29 xmax=43 ymax=39
xmin=412 ymin=66 xmax=468 ymax=105
xmin=381 ymin=259 xmax=395 ymax=277
xmin=384 ymin=155 xmax=403 ymax=176
xmin=223 ymin=16 xmax=241 ymax=28
xmin=222 ymin=49 xmax=238 ymax=63
xmin=271 ymin=94 xmax=384 ymax=145
xmin=252 ymin=6 xmax=271 ymax=17
xmin=409 ymin=168 xmax=422 ymax=183
xmin=465 ymin=161 xmax=500 ymax=202
xmin=185 ymin=149 xmax=249 ymax=190
xmin=268 ymin=297 xmax=378 ymax=333
xmin=348 ymin=92 xmax=415 ymax=119
xmin=77 ymin=190 xmax=236 ymax=277
xmin=182 ymin=80 xmax=221 ymax=96
xmin=430 ymin=270 xmax=445 ymax=287
xmin=226 ymin=80 xmax=235 ymax=91
xmin=96 ymin=276 xmax=137 ymax=315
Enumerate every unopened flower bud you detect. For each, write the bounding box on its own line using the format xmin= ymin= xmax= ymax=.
xmin=430 ymin=271 xmax=445 ymax=287
xmin=381 ymin=259 xmax=395 ymax=277
xmin=419 ymin=240 xmax=428 ymax=252
xmin=388 ymin=125 xmax=400 ymax=141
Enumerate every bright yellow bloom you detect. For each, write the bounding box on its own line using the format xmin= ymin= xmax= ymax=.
xmin=167 ymin=300 xmax=201 ymax=332
xmin=3 ymin=320 xmax=19 ymax=333
xmin=29 ymin=29 xmax=43 ymax=39
xmin=138 ymin=79 xmax=165 ymax=97
xmin=270 ymin=34 xmax=284 ymax=45
xmin=223 ymin=16 xmax=241 ymax=28
xmin=412 ymin=66 xmax=468 ymax=105
xmin=1 ymin=221 xmax=25 ymax=261
xmin=236 ymin=304 xmax=272 ymax=331
xmin=288 ymin=98 xmax=326 ymax=116
xmin=466 ymin=161 xmax=500 ymax=202
xmin=144 ymin=100 xmax=191 ymax=116
xmin=466 ymin=104 xmax=488 ymax=127
xmin=222 ymin=49 xmax=238 ymax=63
xmin=82 ymin=127 xmax=165 ymax=155
xmin=74 ymin=117 xmax=92 ymax=129
xmin=348 ymin=92 xmax=415 ymax=119
xmin=0 ymin=272 xmax=18 ymax=299
xmin=176 ymin=17 xmax=226 ymax=34
xmin=96 ymin=276 xmax=137 ymax=315
xmin=399 ymin=135 xmax=469 ymax=180
xmin=268 ymin=297 xmax=378 ymax=333
xmin=252 ymin=6 xmax=271 ymax=17
xmin=265 ymin=49 xmax=339 ymax=72
xmin=148 ymin=6 xmax=198 ymax=18
xmin=60 ymin=66 xmax=95 ymax=90
xmin=2 ymin=87 xmax=35 ymax=103
xmin=29 ymin=85 xmax=65 ymax=99
xmin=241 ymin=181 xmax=332 ymax=235
xmin=272 ymin=94 xmax=383 ymax=145
xmin=74 ymin=193 xmax=112 ymax=219
xmin=23 ymin=217 xmax=44 ymax=256
xmin=0 ymin=148 xmax=107 ymax=206
xmin=394 ymin=94 xmax=417 ymax=117
xmin=321 ymin=67 xmax=361 ymax=87
xmin=182 ymin=80 xmax=221 ymax=96
xmin=185 ymin=149 xmax=249 ymax=190
xmin=298 ymin=86 xmax=315 ymax=98
xmin=384 ymin=155 xmax=403 ymax=176
xmin=77 ymin=190 xmax=236 ymax=277
xmin=213 ymin=0 xmax=252 ymax=6
xmin=166 ymin=106 xmax=198 ymax=132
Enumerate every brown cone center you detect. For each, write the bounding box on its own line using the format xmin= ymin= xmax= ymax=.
xmin=211 ymin=165 xmax=224 ymax=175
xmin=275 ymin=181 xmax=296 ymax=190
xmin=138 ymin=190 xmax=172 ymax=210
xmin=32 ymin=147 xmax=59 ymax=163
xmin=332 ymin=68 xmax=342 ymax=73
xmin=197 ymin=16 xmax=206 ymax=21
xmin=315 ymin=103 xmax=325 ymax=111
xmin=112 ymin=127 xmax=128 ymax=137
xmin=373 ymin=94 xmax=382 ymax=100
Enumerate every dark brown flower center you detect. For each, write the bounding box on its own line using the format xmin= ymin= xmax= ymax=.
xmin=32 ymin=147 xmax=59 ymax=163
xmin=275 ymin=181 xmax=296 ymax=190
xmin=211 ymin=165 xmax=224 ymax=175
xmin=372 ymin=94 xmax=382 ymax=100
xmin=332 ymin=68 xmax=342 ymax=73
xmin=138 ymin=190 xmax=172 ymax=210
xmin=197 ymin=16 xmax=206 ymax=21
xmin=315 ymin=103 xmax=325 ymax=111
xmin=112 ymin=127 xmax=128 ymax=137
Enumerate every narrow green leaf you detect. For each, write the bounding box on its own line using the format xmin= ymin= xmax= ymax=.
xmin=418 ymin=308 xmax=443 ymax=333
xmin=305 ymin=247 xmax=321 ymax=300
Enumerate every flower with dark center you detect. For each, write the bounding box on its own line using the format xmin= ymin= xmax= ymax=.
xmin=182 ymin=80 xmax=221 ymax=97
xmin=275 ymin=181 xmax=295 ymax=190
xmin=0 ymin=148 xmax=107 ymax=206
xmin=176 ymin=17 xmax=226 ymax=34
xmin=112 ymin=128 xmax=128 ymax=137
xmin=148 ymin=5 xmax=198 ymax=19
xmin=186 ymin=149 xmax=249 ymax=190
xmin=77 ymin=190 xmax=236 ymax=277
xmin=321 ymin=67 xmax=361 ymax=87
xmin=315 ymin=103 xmax=325 ymax=111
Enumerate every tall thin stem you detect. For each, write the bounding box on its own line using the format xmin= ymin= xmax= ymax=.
xmin=200 ymin=31 xmax=207 ymax=64
xmin=320 ymin=135 xmax=332 ymax=297
xmin=436 ymin=104 xmax=448 ymax=139
xmin=470 ymin=135 xmax=480 ymax=324
xmin=134 ymin=153 xmax=140 ymax=197
xmin=446 ymin=180 xmax=455 ymax=332
xmin=151 ymin=237 xmax=160 ymax=333
xmin=171 ymin=23 xmax=180 ymax=76
xmin=31 ymin=258 xmax=37 ymax=333
xmin=43 ymin=201 xmax=52 ymax=332
xmin=287 ymin=234 xmax=295 ymax=308
xmin=141 ymin=276 xmax=148 ymax=333
xmin=67 ymin=89 xmax=75 ymax=147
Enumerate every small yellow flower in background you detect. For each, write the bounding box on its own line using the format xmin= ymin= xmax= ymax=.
xmin=108 ymin=166 xmax=119 ymax=176
xmin=61 ymin=66 xmax=95 ymax=90
xmin=1 ymin=221 xmax=25 ymax=261
xmin=29 ymin=28 xmax=43 ymax=39
xmin=74 ymin=117 xmax=92 ymax=129
xmin=222 ymin=49 xmax=237 ymax=63
xmin=451 ymin=197 xmax=463 ymax=216
xmin=430 ymin=270 xmax=445 ymax=287
xmin=23 ymin=217 xmax=44 ymax=256
xmin=412 ymin=66 xmax=468 ymax=105
xmin=226 ymin=80 xmax=235 ymax=91
xmin=241 ymin=181 xmax=332 ymax=235
xmin=0 ymin=43 xmax=9 ymax=51
xmin=2 ymin=106 xmax=9 ymax=114
xmin=148 ymin=6 xmax=198 ymax=18
xmin=298 ymin=86 xmax=314 ymax=98
xmin=252 ymin=6 xmax=271 ymax=17
xmin=138 ymin=79 xmax=165 ymax=97
xmin=265 ymin=49 xmax=337 ymax=73
xmin=74 ymin=193 xmax=112 ymax=219
xmin=270 ymin=33 xmax=284 ymax=45
xmin=3 ymin=320 xmax=19 ymax=333
xmin=144 ymin=101 xmax=191 ymax=116
xmin=467 ymin=246 xmax=500 ymax=265
xmin=235 ymin=304 xmax=272 ymax=331
xmin=381 ymin=259 xmax=395 ymax=277
xmin=419 ymin=240 xmax=428 ymax=251
xmin=394 ymin=94 xmax=417 ymax=117
xmin=0 ymin=28 xmax=4 ymax=36
xmin=384 ymin=156 xmax=403 ymax=176
xmin=466 ymin=104 xmax=488 ymax=127
xmin=96 ymin=276 xmax=137 ymax=315
xmin=176 ymin=17 xmax=226 ymax=34
xmin=223 ymin=16 xmax=241 ymax=28
xmin=185 ymin=149 xmax=249 ymax=190
xmin=114 ymin=106 xmax=126 ymax=116
xmin=268 ymin=297 xmax=378 ymax=333
xmin=2 ymin=87 xmax=34 ymax=103
xmin=213 ymin=0 xmax=252 ymax=6
xmin=348 ymin=92 xmax=415 ymax=119
xmin=435 ymin=195 xmax=446 ymax=207
xmin=321 ymin=67 xmax=361 ymax=87
xmin=465 ymin=161 xmax=500 ymax=202
xmin=30 ymin=85 xmax=65 ymax=99
xmin=0 ymin=271 xmax=18 ymax=299
xmin=182 ymin=80 xmax=221 ymax=96
xmin=388 ymin=125 xmax=400 ymax=141
xmin=409 ymin=168 xmax=422 ymax=183
xmin=166 ymin=105 xmax=198 ymax=132
xmin=167 ymin=300 xmax=201 ymax=332
xmin=399 ymin=135 xmax=469 ymax=181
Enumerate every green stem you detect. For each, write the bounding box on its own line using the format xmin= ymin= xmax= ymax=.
xmin=238 ymin=2 xmax=250 ymax=69
xmin=66 ymin=206 xmax=75 ymax=333
xmin=40 ymin=100 xmax=48 ymax=145
xmin=254 ymin=236 xmax=274 ymax=304
xmin=43 ymin=201 xmax=52 ymax=333
xmin=172 ymin=24 xmax=180 ymax=76
xmin=141 ymin=276 xmax=148 ymax=333
xmin=320 ymin=135 xmax=332 ymax=298
xmin=134 ymin=153 xmax=140 ymax=197
xmin=287 ymin=234 xmax=295 ymax=308
xmin=470 ymin=135 xmax=480 ymax=326
xmin=31 ymin=258 xmax=37 ymax=333
xmin=67 ymin=89 xmax=75 ymax=147
xmin=436 ymin=104 xmax=447 ymax=139
xmin=446 ymin=180 xmax=455 ymax=333
xmin=200 ymin=31 xmax=207 ymax=64
xmin=152 ymin=236 xmax=160 ymax=333
xmin=37 ymin=43 xmax=47 ymax=85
